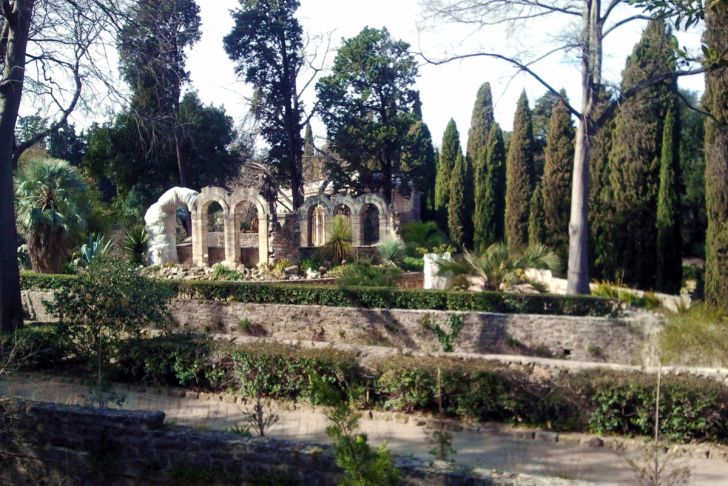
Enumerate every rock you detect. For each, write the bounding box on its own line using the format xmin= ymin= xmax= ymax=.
xmin=536 ymin=431 xmax=559 ymax=442
xmin=318 ymin=267 xmax=328 ymax=275
xmin=306 ymin=268 xmax=320 ymax=280
xmin=284 ymin=265 xmax=299 ymax=275
xmin=588 ymin=437 xmax=605 ymax=448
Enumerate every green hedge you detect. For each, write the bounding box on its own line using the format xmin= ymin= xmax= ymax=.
xmin=21 ymin=272 xmax=616 ymax=316
xmin=171 ymin=280 xmax=616 ymax=316
xmin=8 ymin=332 xmax=728 ymax=444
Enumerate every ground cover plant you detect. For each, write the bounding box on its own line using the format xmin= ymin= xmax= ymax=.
xmin=9 ymin=330 xmax=728 ymax=445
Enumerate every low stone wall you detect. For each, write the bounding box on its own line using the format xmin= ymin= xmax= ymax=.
xmin=171 ymin=300 xmax=655 ymax=365
xmin=21 ymin=290 xmax=656 ymax=365
xmin=0 ymin=399 xmax=501 ymax=485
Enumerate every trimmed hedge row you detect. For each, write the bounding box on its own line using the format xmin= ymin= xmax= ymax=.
xmin=20 ymin=273 xmax=616 ymax=316
xmin=11 ymin=327 xmax=727 ymax=444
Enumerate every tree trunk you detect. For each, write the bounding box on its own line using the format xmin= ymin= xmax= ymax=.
xmin=0 ymin=0 xmax=35 ymax=332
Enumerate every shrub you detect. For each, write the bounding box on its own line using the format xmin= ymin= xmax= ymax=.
xmin=299 ymin=257 xmax=322 ymax=272
xmin=400 ymin=221 xmax=450 ymax=256
xmin=376 ymin=238 xmax=406 ymax=266
xmin=659 ymin=304 xmax=728 ymax=367
xmin=401 ymin=256 xmax=424 ymax=272
xmin=73 ymin=234 xmax=114 ymax=268
xmin=0 ymin=323 xmax=72 ymax=369
xmin=316 ymin=215 xmax=355 ymax=264
xmin=337 ymin=262 xmax=402 ymax=289
xmin=122 ymin=226 xmax=150 ymax=265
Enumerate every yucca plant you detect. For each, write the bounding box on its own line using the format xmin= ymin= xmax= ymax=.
xmin=315 ymin=215 xmax=355 ymax=265
xmin=437 ymin=243 xmax=559 ymax=292
xmin=377 ymin=238 xmax=406 ymax=266
xmin=74 ymin=234 xmax=113 ymax=268
xmin=15 ymin=158 xmax=89 ymax=273
xmin=123 ymin=226 xmax=150 ymax=265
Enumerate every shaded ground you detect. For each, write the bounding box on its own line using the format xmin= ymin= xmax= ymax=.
xmin=2 ymin=375 xmax=726 ymax=485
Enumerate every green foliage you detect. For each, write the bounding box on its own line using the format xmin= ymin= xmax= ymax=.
xmin=704 ymin=2 xmax=728 ymax=312
xmin=0 ymin=323 xmax=72 ymax=369
xmin=401 ymin=256 xmax=424 ymax=272
xmin=467 ymin=83 xmax=495 ymax=175
xmin=656 ymin=104 xmax=683 ymax=293
xmin=316 ymin=27 xmax=420 ymax=204
xmin=435 ymin=120 xmax=461 ymax=230
xmin=420 ymin=314 xmax=465 ymax=352
xmin=14 ymin=158 xmax=89 ymax=273
xmin=400 ymin=221 xmax=450 ymax=256
xmin=473 ymin=123 xmax=506 ymax=251
xmin=591 ymin=282 xmax=662 ymax=310
xmin=403 ymin=120 xmax=438 ymax=220
xmin=376 ymin=238 xmax=406 ymax=266
xmin=299 ymin=257 xmax=322 ymax=273
xmin=309 ymin=373 xmax=401 ymax=486
xmin=338 ymin=262 xmax=402 ymax=289
xmin=608 ymin=19 xmax=677 ymax=290
xmin=505 ymin=91 xmax=536 ymax=253
xmin=122 ymin=226 xmax=150 ymax=265
xmin=659 ymin=304 xmax=728 ymax=367
xmin=224 ymin=0 xmax=305 ymax=206
xmin=527 ymin=183 xmax=546 ymax=247
xmin=437 ymin=243 xmax=559 ymax=292
xmin=542 ymin=99 xmax=574 ymax=272
xmin=678 ymin=90 xmax=707 ymax=258
xmin=316 ymin=215 xmax=355 ymax=265
xmin=73 ymin=234 xmax=113 ymax=268
xmin=46 ymin=258 xmax=172 ymax=383
xmin=447 ymin=152 xmax=466 ymax=247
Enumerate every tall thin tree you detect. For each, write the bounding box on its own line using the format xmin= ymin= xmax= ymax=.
xmin=473 ymin=123 xmax=506 ymax=251
xmin=505 ymin=91 xmax=535 ymax=253
xmin=435 ymin=119 xmax=461 ymax=230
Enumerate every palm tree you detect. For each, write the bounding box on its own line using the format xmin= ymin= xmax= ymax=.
xmin=437 ymin=243 xmax=559 ymax=292
xmin=15 ymin=158 xmax=89 ymax=273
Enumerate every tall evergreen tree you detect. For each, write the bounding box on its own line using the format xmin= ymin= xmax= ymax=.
xmin=656 ymin=103 xmax=682 ymax=293
xmin=704 ymin=3 xmax=728 ymax=311
xmin=528 ymin=183 xmax=546 ymax=246
xmin=473 ymin=124 xmax=506 ymax=251
xmin=505 ymin=91 xmax=535 ymax=252
xmin=435 ymin=119 xmax=461 ymax=230
xmin=542 ymin=99 xmax=574 ymax=272
xmin=466 ymin=83 xmax=495 ymax=246
xmin=403 ymin=119 xmax=437 ymax=220
xmin=678 ymin=90 xmax=707 ymax=258
xmin=608 ymin=20 xmax=676 ymax=289
xmin=302 ymin=122 xmax=317 ymax=182
xmin=448 ymin=151 xmax=466 ymax=246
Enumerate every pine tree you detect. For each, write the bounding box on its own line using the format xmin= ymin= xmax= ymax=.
xmin=448 ymin=151 xmax=466 ymax=246
xmin=704 ymin=3 xmax=728 ymax=311
xmin=474 ymin=123 xmax=506 ymax=251
xmin=528 ymin=183 xmax=546 ymax=246
xmin=608 ymin=20 xmax=676 ymax=289
xmin=542 ymin=99 xmax=574 ymax=272
xmin=505 ymin=91 xmax=535 ymax=253
xmin=655 ymin=104 xmax=683 ymax=294
xmin=435 ymin=119 xmax=461 ymax=231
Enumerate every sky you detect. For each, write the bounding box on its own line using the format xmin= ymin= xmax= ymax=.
xmin=48 ymin=0 xmax=705 ymax=149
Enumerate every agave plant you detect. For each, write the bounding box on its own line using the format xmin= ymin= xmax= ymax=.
xmin=315 ymin=215 xmax=355 ymax=265
xmin=377 ymin=238 xmax=406 ymax=266
xmin=123 ymin=226 xmax=150 ymax=265
xmin=437 ymin=243 xmax=559 ymax=292
xmin=73 ymin=234 xmax=114 ymax=268
xmin=14 ymin=158 xmax=89 ymax=273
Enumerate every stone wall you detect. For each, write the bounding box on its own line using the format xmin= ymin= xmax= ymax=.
xmin=171 ymin=300 xmax=655 ymax=365
xmin=0 ymin=399 xmax=498 ymax=485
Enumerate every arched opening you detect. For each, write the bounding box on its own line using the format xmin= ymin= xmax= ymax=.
xmin=235 ymin=201 xmax=260 ymax=266
xmin=362 ymin=204 xmax=380 ymax=245
xmin=308 ymin=204 xmax=326 ymax=247
xmin=206 ymin=201 xmax=226 ymax=265
xmin=334 ymin=204 xmax=351 ymax=219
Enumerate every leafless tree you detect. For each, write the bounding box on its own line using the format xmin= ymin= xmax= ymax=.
xmin=419 ymin=0 xmax=709 ymax=294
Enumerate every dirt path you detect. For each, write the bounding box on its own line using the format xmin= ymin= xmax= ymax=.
xmin=3 ymin=375 xmax=727 ymax=485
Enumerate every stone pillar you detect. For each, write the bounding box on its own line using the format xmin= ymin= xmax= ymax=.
xmin=258 ymin=214 xmax=269 ymax=265
xmin=223 ymin=214 xmax=239 ymax=267
xmin=191 ymin=212 xmax=206 ymax=267
xmin=299 ymin=212 xmax=308 ymax=248
xmin=351 ymin=213 xmax=362 ymax=247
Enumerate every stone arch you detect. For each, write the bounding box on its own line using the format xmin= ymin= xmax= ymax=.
xmin=299 ymin=195 xmax=335 ymax=247
xmin=229 ymin=188 xmax=270 ymax=267
xmin=307 ymin=204 xmax=327 ymax=247
xmin=361 ymin=204 xmax=381 ymax=245
xmin=144 ymin=187 xmax=199 ymax=265
xmin=192 ymin=187 xmax=230 ymax=267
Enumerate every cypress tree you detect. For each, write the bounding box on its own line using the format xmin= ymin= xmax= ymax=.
xmin=448 ymin=151 xmax=466 ymax=247
xmin=474 ymin=123 xmax=506 ymax=251
xmin=608 ymin=20 xmax=675 ymax=289
xmin=542 ymin=99 xmax=574 ymax=272
xmin=656 ymin=104 xmax=683 ymax=294
xmin=505 ymin=91 xmax=535 ymax=253
xmin=704 ymin=3 xmax=728 ymax=311
xmin=465 ymin=83 xmax=495 ymax=248
xmin=528 ymin=183 xmax=546 ymax=246
xmin=302 ymin=122 xmax=317 ymax=182
xmin=403 ymin=120 xmax=437 ymax=220
xmin=435 ymin=119 xmax=461 ymax=230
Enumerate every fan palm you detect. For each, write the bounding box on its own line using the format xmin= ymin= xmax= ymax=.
xmin=15 ymin=158 xmax=89 ymax=273
xmin=437 ymin=243 xmax=559 ymax=292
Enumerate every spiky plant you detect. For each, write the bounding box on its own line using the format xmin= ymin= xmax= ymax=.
xmin=14 ymin=158 xmax=89 ymax=273
xmin=437 ymin=243 xmax=559 ymax=291
xmin=123 ymin=226 xmax=150 ymax=265
xmin=377 ymin=238 xmax=406 ymax=266
xmin=74 ymin=234 xmax=114 ymax=268
xmin=316 ymin=215 xmax=355 ymax=265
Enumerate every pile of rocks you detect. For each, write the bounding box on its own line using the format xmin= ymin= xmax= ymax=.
xmin=141 ymin=263 xmax=331 ymax=282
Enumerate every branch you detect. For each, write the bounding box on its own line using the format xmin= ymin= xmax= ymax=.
xmin=603 ymin=14 xmax=652 ymax=37
xmin=676 ymin=87 xmax=724 ymax=127
xmin=1 ymin=0 xmax=15 ymax=25
xmin=419 ymin=50 xmax=582 ymax=117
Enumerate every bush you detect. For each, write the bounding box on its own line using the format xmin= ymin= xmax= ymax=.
xmin=299 ymin=257 xmax=322 ymax=272
xmin=377 ymin=238 xmax=406 ymax=266
xmin=401 ymin=256 xmax=424 ymax=272
xmin=337 ymin=262 xmax=402 ymax=289
xmin=659 ymin=304 xmax=728 ymax=367
xmin=0 ymin=323 xmax=73 ymax=369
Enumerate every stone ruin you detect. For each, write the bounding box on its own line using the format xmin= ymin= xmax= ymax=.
xmin=144 ymin=186 xmax=402 ymax=268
